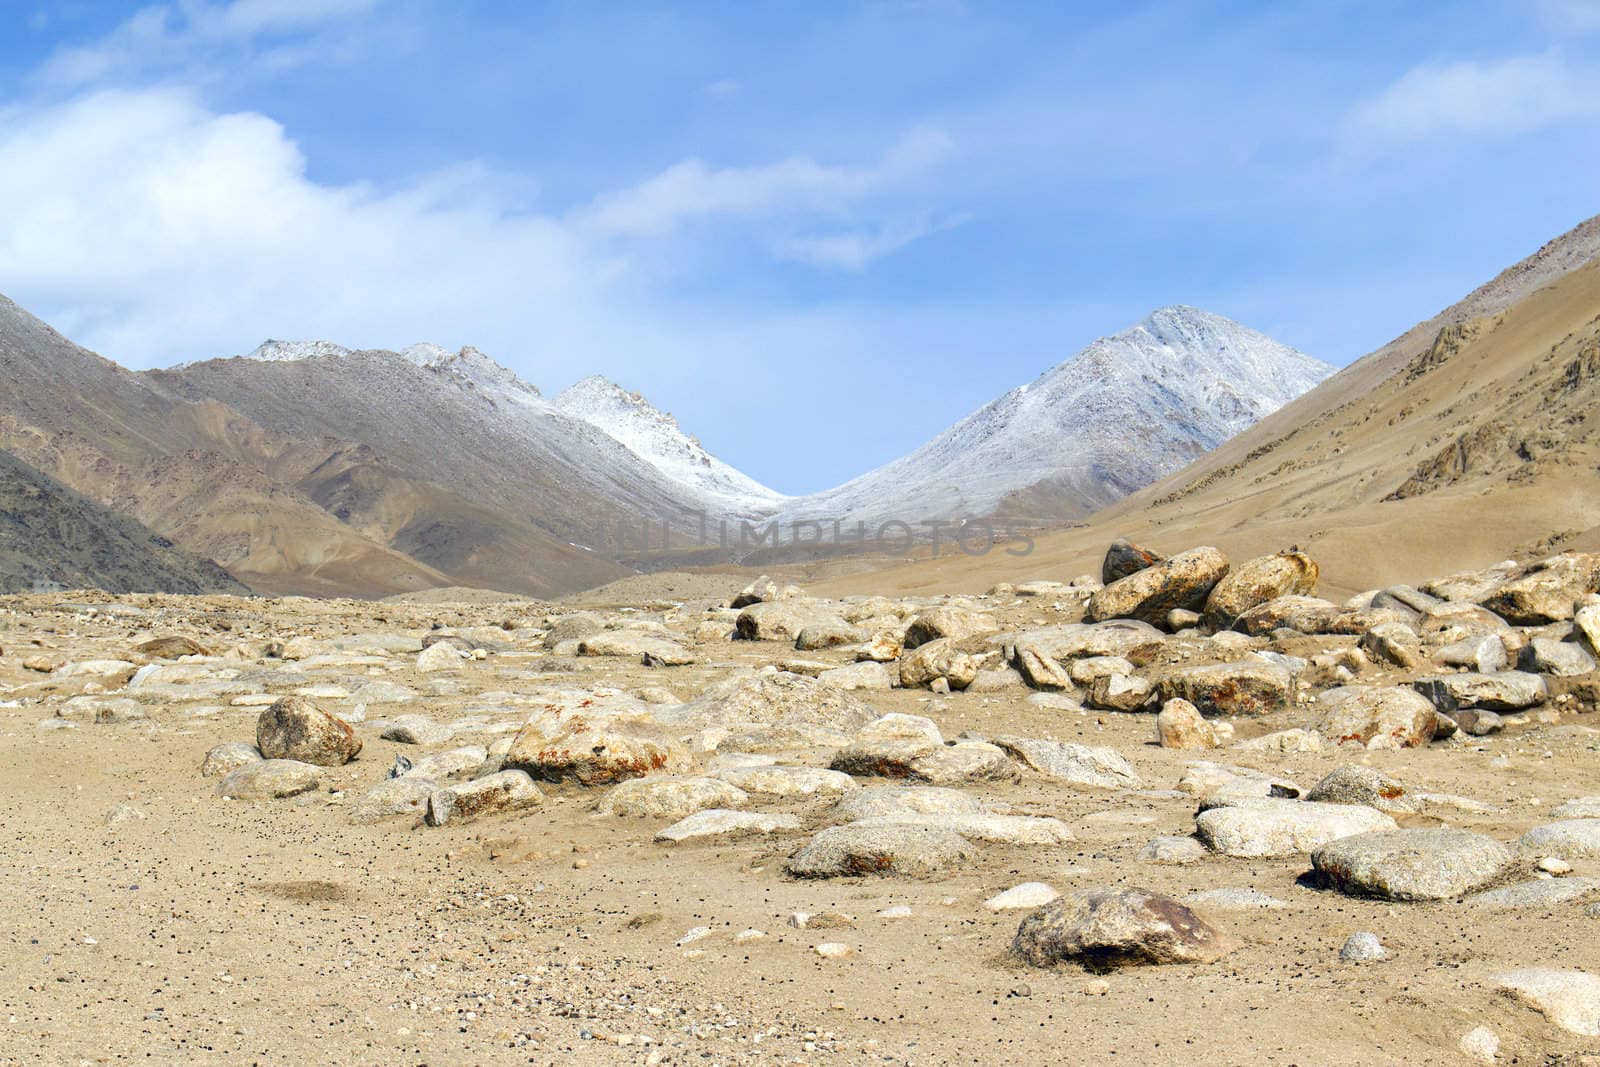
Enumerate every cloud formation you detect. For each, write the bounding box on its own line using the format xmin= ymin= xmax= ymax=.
xmin=1343 ymin=52 xmax=1600 ymax=149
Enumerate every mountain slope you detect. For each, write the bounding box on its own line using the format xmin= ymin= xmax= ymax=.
xmin=0 ymin=447 xmax=247 ymax=595
xmin=779 ymin=306 xmax=1332 ymax=530
xmin=148 ymin=344 xmax=767 ymax=571
xmin=554 ymin=375 xmax=788 ymax=516
xmin=820 ymin=213 xmax=1600 ymax=598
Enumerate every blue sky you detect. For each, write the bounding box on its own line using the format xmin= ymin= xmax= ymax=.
xmin=1 ymin=1 xmax=1599 ymax=493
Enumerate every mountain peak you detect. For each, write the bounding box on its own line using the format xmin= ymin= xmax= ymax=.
xmin=243 ymin=339 xmax=353 ymax=362
xmin=554 ymin=377 xmax=787 ymax=512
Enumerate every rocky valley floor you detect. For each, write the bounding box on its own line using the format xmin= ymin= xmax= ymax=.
xmin=5 ymin=549 xmax=1600 ymax=1065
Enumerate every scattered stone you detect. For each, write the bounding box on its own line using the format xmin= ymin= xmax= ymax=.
xmin=714 ymin=764 xmax=858 ymax=797
xmin=835 ymin=786 xmax=984 ymax=820
xmin=200 ymin=741 xmax=262 ymax=778
xmin=1339 ymin=932 xmax=1387 ymax=962
xmin=598 ymin=776 xmax=749 ymax=819
xmin=1161 ymin=661 xmax=1292 ymax=717
xmin=903 ymin=607 xmax=998 ymax=649
xmin=1518 ymin=820 xmax=1600 ymax=860
xmin=786 ymin=824 xmax=978 ymax=878
xmin=1011 ymin=887 xmax=1236 ymax=969
xmin=993 ymin=737 xmax=1142 ymax=789
xmin=910 ymin=740 xmax=1015 ymax=785
xmin=425 ymin=770 xmax=542 ymax=826
xmin=1086 ymin=673 xmax=1155 ymax=712
xmin=1458 ymin=1027 xmax=1499 ymax=1066
xmin=217 ymin=760 xmax=323 ymax=800
xmin=817 ymin=661 xmax=894 ymax=691
xmin=137 ymin=635 xmax=211 ymax=658
xmin=813 ymin=942 xmax=853 ymax=959
xmin=1311 ymin=828 xmax=1515 ymax=900
xmin=1303 ymin=765 xmax=1416 ymax=814
xmin=1468 ymin=878 xmax=1600 ymax=910
xmin=1519 ymin=637 xmax=1597 ymax=677
xmin=1155 ymin=698 xmax=1220 ymax=749
xmin=847 ymin=812 xmax=1073 ymax=846
xmin=1456 ymin=708 xmax=1506 ymax=736
xmin=1233 ymin=595 xmax=1340 ymax=636
xmin=1197 ymin=799 xmax=1397 ymax=858
xmin=349 ymin=777 xmax=437 ymax=822
xmin=1182 ymin=888 xmax=1286 ymax=911
xmin=984 ymin=882 xmax=1060 ymax=912
xmin=654 ymin=809 xmax=801 ymax=843
xmin=1140 ymin=836 xmax=1206 ymax=865
xmin=380 ymin=714 xmax=453 ymax=746
xmin=416 ymin=642 xmax=466 ymax=672
xmin=898 ymin=639 xmax=979 ymax=691
xmin=830 ymin=713 xmax=944 ymax=777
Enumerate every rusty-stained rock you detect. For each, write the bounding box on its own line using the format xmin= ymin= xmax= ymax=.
xmin=504 ymin=702 xmax=692 ymax=786
xmin=1086 ymin=547 xmax=1230 ymax=628
xmin=255 ymin=696 xmax=361 ymax=766
xmin=1202 ymin=552 xmax=1319 ymax=628
xmin=1012 ymin=887 xmax=1236 ymax=969
xmin=1101 ymin=538 xmax=1164 ymax=585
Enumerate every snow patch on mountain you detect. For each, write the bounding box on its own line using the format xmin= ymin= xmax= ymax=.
xmin=242 ymin=339 xmax=353 ymax=362
xmin=777 ymin=305 xmax=1333 ymax=527
xmin=555 ymin=375 xmax=788 ymax=513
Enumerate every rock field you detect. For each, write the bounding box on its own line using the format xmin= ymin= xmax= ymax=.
xmin=6 ymin=544 xmax=1600 ymax=1063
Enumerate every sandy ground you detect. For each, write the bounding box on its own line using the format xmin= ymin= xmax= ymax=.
xmin=3 ymin=590 xmax=1600 ymax=1066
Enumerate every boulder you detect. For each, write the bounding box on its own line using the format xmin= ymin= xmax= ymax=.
xmin=503 ymin=704 xmax=692 ymax=786
xmin=349 ymin=777 xmax=436 ymax=822
xmin=1101 ymin=538 xmax=1163 ymax=585
xmin=395 ymin=746 xmax=488 ymax=781
xmin=830 ymin=714 xmax=944 ymax=777
xmin=1086 ymin=673 xmax=1155 ymax=712
xmin=817 ymin=661 xmax=895 ymax=691
xmin=847 ymin=812 xmax=1073 ymax=846
xmin=903 ymin=607 xmax=998 ymax=649
xmin=668 ymin=672 xmax=879 ymax=735
xmin=993 ymin=736 xmax=1142 ymax=789
xmin=425 ymin=770 xmax=542 ymax=826
xmin=1196 ymin=798 xmax=1397 ymax=857
xmin=1085 ymin=547 xmax=1230 ymax=627
xmin=730 ymin=575 xmax=783 ymax=608
xmin=1177 ymin=762 xmax=1300 ymax=801
xmin=735 ymin=601 xmax=839 ymax=642
xmin=577 ymin=631 xmax=697 ymax=665
xmin=1359 ymin=622 xmax=1423 ymax=670
xmin=1575 ymin=604 xmax=1600 ymax=658
xmin=1161 ymin=661 xmax=1292 ymax=717
xmin=655 ymin=809 xmax=802 ymax=843
xmin=542 ymin=612 xmax=605 ymax=648
xmin=1311 ymin=829 xmax=1514 ymax=901
xmin=1155 ymin=698 xmax=1221 ymax=749
xmin=137 ymin=635 xmax=212 ymax=658
xmin=1140 ymin=836 xmax=1207 ymax=865
xmin=416 ymin=642 xmax=466 ymax=672
xmin=1518 ymin=820 xmax=1600 ymax=860
xmin=598 ymin=775 xmax=749 ymax=819
xmin=909 ymin=741 xmax=1015 ymax=785
xmin=1012 ymin=887 xmax=1235 ymax=969
xmin=1303 ymin=766 xmax=1416 ymax=814
xmin=1234 ymin=596 xmax=1340 ymax=636
xmin=216 ymin=759 xmax=322 ymax=800
xmin=380 ymin=714 xmax=453 ymax=746
xmin=1481 ymin=553 xmax=1600 ymax=624
xmin=200 ymin=741 xmax=263 ymax=778
xmin=1202 ymin=551 xmax=1319 ymax=628
xmin=1008 ymin=620 xmax=1166 ymax=661
xmin=255 ymin=696 xmax=362 ymax=766
xmin=1412 ymin=671 xmax=1549 ymax=712
xmin=1519 ymin=637 xmax=1597 ymax=677
xmin=1469 ymin=878 xmax=1600 ymax=910
xmin=985 ymin=882 xmax=1061 ymax=912
xmin=856 ymin=633 xmax=903 ymax=662
xmin=898 ymin=638 xmax=979 ymax=691
xmin=714 ymin=764 xmax=858 ymax=797
xmin=1435 ymin=633 xmax=1510 ymax=673
xmin=1317 ymin=686 xmax=1438 ymax=748
xmin=1013 ymin=642 xmax=1076 ymax=690
xmin=786 ymin=823 xmax=978 ymax=878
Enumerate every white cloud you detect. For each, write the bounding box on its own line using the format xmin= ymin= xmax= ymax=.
xmin=777 ymin=214 xmax=969 ymax=270
xmin=36 ymin=0 xmax=382 ymax=88
xmin=0 ymin=87 xmax=951 ymax=375
xmin=702 ymin=78 xmax=741 ymax=99
xmin=579 ymin=127 xmax=954 ymax=238
xmin=1343 ymin=52 xmax=1600 ymax=150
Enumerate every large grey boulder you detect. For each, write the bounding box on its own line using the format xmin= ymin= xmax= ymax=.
xmin=1234 ymin=595 xmax=1340 ymax=636
xmin=1519 ymin=637 xmax=1597 ymax=677
xmin=1012 ymin=887 xmax=1236 ymax=969
xmin=1468 ymin=878 xmax=1600 ymax=910
xmin=577 ymin=631 xmax=697 ymax=665
xmin=1197 ymin=798 xmax=1396 ymax=857
xmin=1311 ymin=829 xmax=1515 ymax=901
xmin=903 ymin=607 xmax=998 ymax=649
xmin=830 ymin=713 xmax=944 ymax=777
xmin=835 ymin=785 xmax=984 ymax=820
xmin=349 ymin=777 xmax=437 ymax=822
xmin=1480 ymin=552 xmax=1600 ymax=624
xmin=1303 ymin=766 xmax=1417 ymax=814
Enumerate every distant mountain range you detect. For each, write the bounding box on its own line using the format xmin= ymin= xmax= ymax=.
xmin=0 ymin=286 xmax=1336 ymax=596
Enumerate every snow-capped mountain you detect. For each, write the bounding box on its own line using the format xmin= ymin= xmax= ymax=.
xmin=555 ymin=375 xmax=788 ymax=515
xmin=776 ymin=306 xmax=1334 ymax=529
